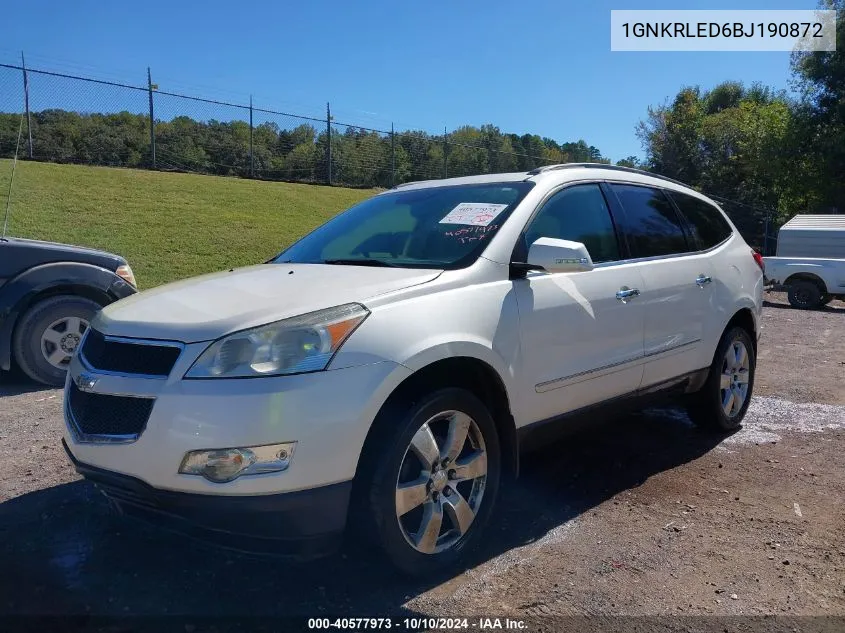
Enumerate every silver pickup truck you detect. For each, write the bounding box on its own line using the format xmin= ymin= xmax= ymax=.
xmin=764 ymin=214 xmax=845 ymax=309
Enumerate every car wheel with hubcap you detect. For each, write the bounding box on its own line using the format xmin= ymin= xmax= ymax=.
xmin=360 ymin=388 xmax=501 ymax=576
xmin=12 ymin=295 xmax=100 ymax=386
xmin=686 ymin=326 xmax=756 ymax=432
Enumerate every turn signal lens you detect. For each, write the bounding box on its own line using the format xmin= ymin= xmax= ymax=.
xmin=115 ymin=264 xmax=137 ymax=287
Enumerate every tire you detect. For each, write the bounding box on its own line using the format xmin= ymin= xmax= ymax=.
xmin=12 ymin=295 xmax=101 ymax=387
xmin=821 ymin=294 xmax=834 ymax=306
xmin=358 ymin=388 xmax=501 ymax=577
xmin=686 ymin=326 xmax=756 ymax=433
xmin=787 ymin=280 xmax=823 ymax=310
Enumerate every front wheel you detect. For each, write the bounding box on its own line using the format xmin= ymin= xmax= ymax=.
xmin=12 ymin=295 xmax=100 ymax=386
xmin=361 ymin=388 xmax=501 ymax=577
xmin=686 ymin=326 xmax=756 ymax=432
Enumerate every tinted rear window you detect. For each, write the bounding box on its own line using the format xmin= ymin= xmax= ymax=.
xmin=669 ymin=191 xmax=733 ymax=249
xmin=609 ymin=184 xmax=690 ymax=258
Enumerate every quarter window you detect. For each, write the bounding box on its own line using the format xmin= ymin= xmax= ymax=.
xmin=669 ymin=191 xmax=733 ymax=249
xmin=610 ymin=184 xmax=689 ymax=258
xmin=522 ymin=184 xmax=620 ymax=263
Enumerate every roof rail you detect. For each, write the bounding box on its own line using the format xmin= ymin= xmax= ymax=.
xmin=527 ymin=163 xmax=688 ymax=187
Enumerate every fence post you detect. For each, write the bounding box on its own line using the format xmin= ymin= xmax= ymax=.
xmin=147 ymin=68 xmax=156 ymax=169
xmin=762 ymin=211 xmax=770 ymax=256
xmin=249 ymin=95 xmax=254 ymax=178
xmin=326 ymin=102 xmax=332 ymax=185
xmin=443 ymin=126 xmax=448 ymax=178
xmin=390 ymin=122 xmax=395 ymax=188
xmin=21 ymin=52 xmax=33 ymax=159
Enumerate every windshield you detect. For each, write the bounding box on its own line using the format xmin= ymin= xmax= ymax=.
xmin=273 ymin=182 xmax=534 ymax=269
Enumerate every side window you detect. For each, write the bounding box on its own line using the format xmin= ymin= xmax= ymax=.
xmin=669 ymin=191 xmax=733 ymax=249
xmin=610 ymin=184 xmax=689 ymax=258
xmin=523 ymin=184 xmax=620 ymax=263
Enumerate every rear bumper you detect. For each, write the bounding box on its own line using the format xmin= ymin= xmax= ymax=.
xmin=63 ymin=439 xmax=351 ymax=559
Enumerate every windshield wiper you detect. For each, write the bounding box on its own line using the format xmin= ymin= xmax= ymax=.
xmin=321 ymin=258 xmax=396 ymax=267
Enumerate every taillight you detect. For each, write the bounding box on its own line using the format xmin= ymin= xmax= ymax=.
xmin=752 ymin=250 xmax=765 ymax=274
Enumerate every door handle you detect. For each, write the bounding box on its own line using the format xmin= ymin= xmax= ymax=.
xmin=695 ymin=275 xmax=713 ymax=287
xmin=616 ymin=287 xmax=640 ymax=302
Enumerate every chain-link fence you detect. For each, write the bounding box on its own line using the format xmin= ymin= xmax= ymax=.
xmin=0 ymin=62 xmax=566 ymax=189
xmin=0 ymin=61 xmax=787 ymax=250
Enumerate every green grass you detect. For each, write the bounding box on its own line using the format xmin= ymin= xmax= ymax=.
xmin=0 ymin=160 xmax=376 ymax=288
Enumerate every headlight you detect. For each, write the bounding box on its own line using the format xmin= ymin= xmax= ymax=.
xmin=184 ymin=303 xmax=369 ymax=379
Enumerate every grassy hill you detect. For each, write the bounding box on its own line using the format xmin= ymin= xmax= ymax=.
xmin=0 ymin=160 xmax=376 ymax=288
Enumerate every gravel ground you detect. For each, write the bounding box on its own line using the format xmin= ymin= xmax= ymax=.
xmin=0 ymin=292 xmax=843 ymax=629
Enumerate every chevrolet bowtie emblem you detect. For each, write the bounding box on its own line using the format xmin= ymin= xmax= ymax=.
xmin=75 ymin=372 xmax=98 ymax=392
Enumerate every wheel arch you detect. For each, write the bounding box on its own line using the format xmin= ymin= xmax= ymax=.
xmin=1 ymin=282 xmax=112 ymax=372
xmin=351 ymin=355 xmax=519 ymax=503
xmin=724 ymin=307 xmax=758 ymax=354
xmin=784 ymin=272 xmax=828 ymax=294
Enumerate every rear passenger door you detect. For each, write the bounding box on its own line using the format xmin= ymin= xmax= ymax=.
xmin=667 ymin=190 xmax=737 ymax=370
xmin=606 ymin=183 xmax=714 ymax=388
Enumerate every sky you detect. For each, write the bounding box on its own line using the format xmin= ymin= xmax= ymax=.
xmin=0 ymin=0 xmax=821 ymax=162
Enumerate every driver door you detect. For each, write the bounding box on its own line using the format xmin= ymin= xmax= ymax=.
xmin=513 ymin=183 xmax=646 ymax=425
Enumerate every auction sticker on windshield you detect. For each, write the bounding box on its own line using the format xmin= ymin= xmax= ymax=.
xmin=439 ymin=202 xmax=509 ymax=226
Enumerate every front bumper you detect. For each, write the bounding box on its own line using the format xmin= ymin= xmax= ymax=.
xmin=64 ymin=354 xmax=409 ymax=495
xmin=64 ymin=439 xmax=350 ymax=558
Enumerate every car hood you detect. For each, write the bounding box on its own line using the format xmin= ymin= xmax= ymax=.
xmin=1 ymin=237 xmax=125 ymax=279
xmin=96 ymin=263 xmax=442 ymax=342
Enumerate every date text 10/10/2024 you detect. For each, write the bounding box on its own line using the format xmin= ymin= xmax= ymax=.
xmin=307 ymin=617 xmax=528 ymax=630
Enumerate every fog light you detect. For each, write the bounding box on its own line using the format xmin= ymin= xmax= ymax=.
xmin=179 ymin=442 xmax=295 ymax=483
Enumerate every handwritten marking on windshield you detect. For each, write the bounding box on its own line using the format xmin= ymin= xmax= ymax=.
xmin=444 ymin=225 xmax=499 ymax=244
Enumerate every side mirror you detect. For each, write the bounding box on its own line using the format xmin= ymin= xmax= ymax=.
xmin=526 ymin=237 xmax=594 ymax=273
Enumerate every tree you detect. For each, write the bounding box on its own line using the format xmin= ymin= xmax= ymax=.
xmin=616 ymin=156 xmax=641 ymax=169
xmin=636 ymin=81 xmax=802 ymax=247
xmin=790 ymin=0 xmax=845 ymax=212
xmin=1 ymin=107 xmax=610 ymax=188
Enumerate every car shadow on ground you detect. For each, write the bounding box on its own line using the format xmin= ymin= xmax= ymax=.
xmin=762 ymin=299 xmax=845 ymax=313
xmin=0 ymin=372 xmax=56 ymax=397
xmin=0 ymin=406 xmax=726 ymax=625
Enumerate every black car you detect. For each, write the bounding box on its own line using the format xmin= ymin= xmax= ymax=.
xmin=0 ymin=237 xmax=137 ymax=386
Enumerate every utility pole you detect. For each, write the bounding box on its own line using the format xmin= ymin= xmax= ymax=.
xmin=21 ymin=52 xmax=32 ymax=159
xmin=326 ymin=102 xmax=332 ymax=185
xmin=147 ymin=67 xmax=156 ymax=168
xmin=249 ymin=95 xmax=254 ymax=178
xmin=443 ymin=126 xmax=448 ymax=178
xmin=390 ymin=122 xmax=395 ymax=187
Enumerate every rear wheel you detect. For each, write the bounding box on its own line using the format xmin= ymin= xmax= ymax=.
xmin=12 ymin=295 xmax=100 ymax=386
xmin=686 ymin=326 xmax=756 ymax=432
xmin=787 ymin=280 xmax=823 ymax=309
xmin=359 ymin=388 xmax=501 ymax=577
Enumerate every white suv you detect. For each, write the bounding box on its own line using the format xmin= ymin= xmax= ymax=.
xmin=63 ymin=164 xmax=764 ymax=575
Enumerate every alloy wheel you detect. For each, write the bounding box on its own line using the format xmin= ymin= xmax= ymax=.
xmin=40 ymin=316 xmax=88 ymax=370
xmin=720 ymin=340 xmax=750 ymax=418
xmin=395 ymin=410 xmax=487 ymax=555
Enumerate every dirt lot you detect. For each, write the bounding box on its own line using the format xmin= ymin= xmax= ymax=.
xmin=0 ymin=292 xmax=843 ymax=631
